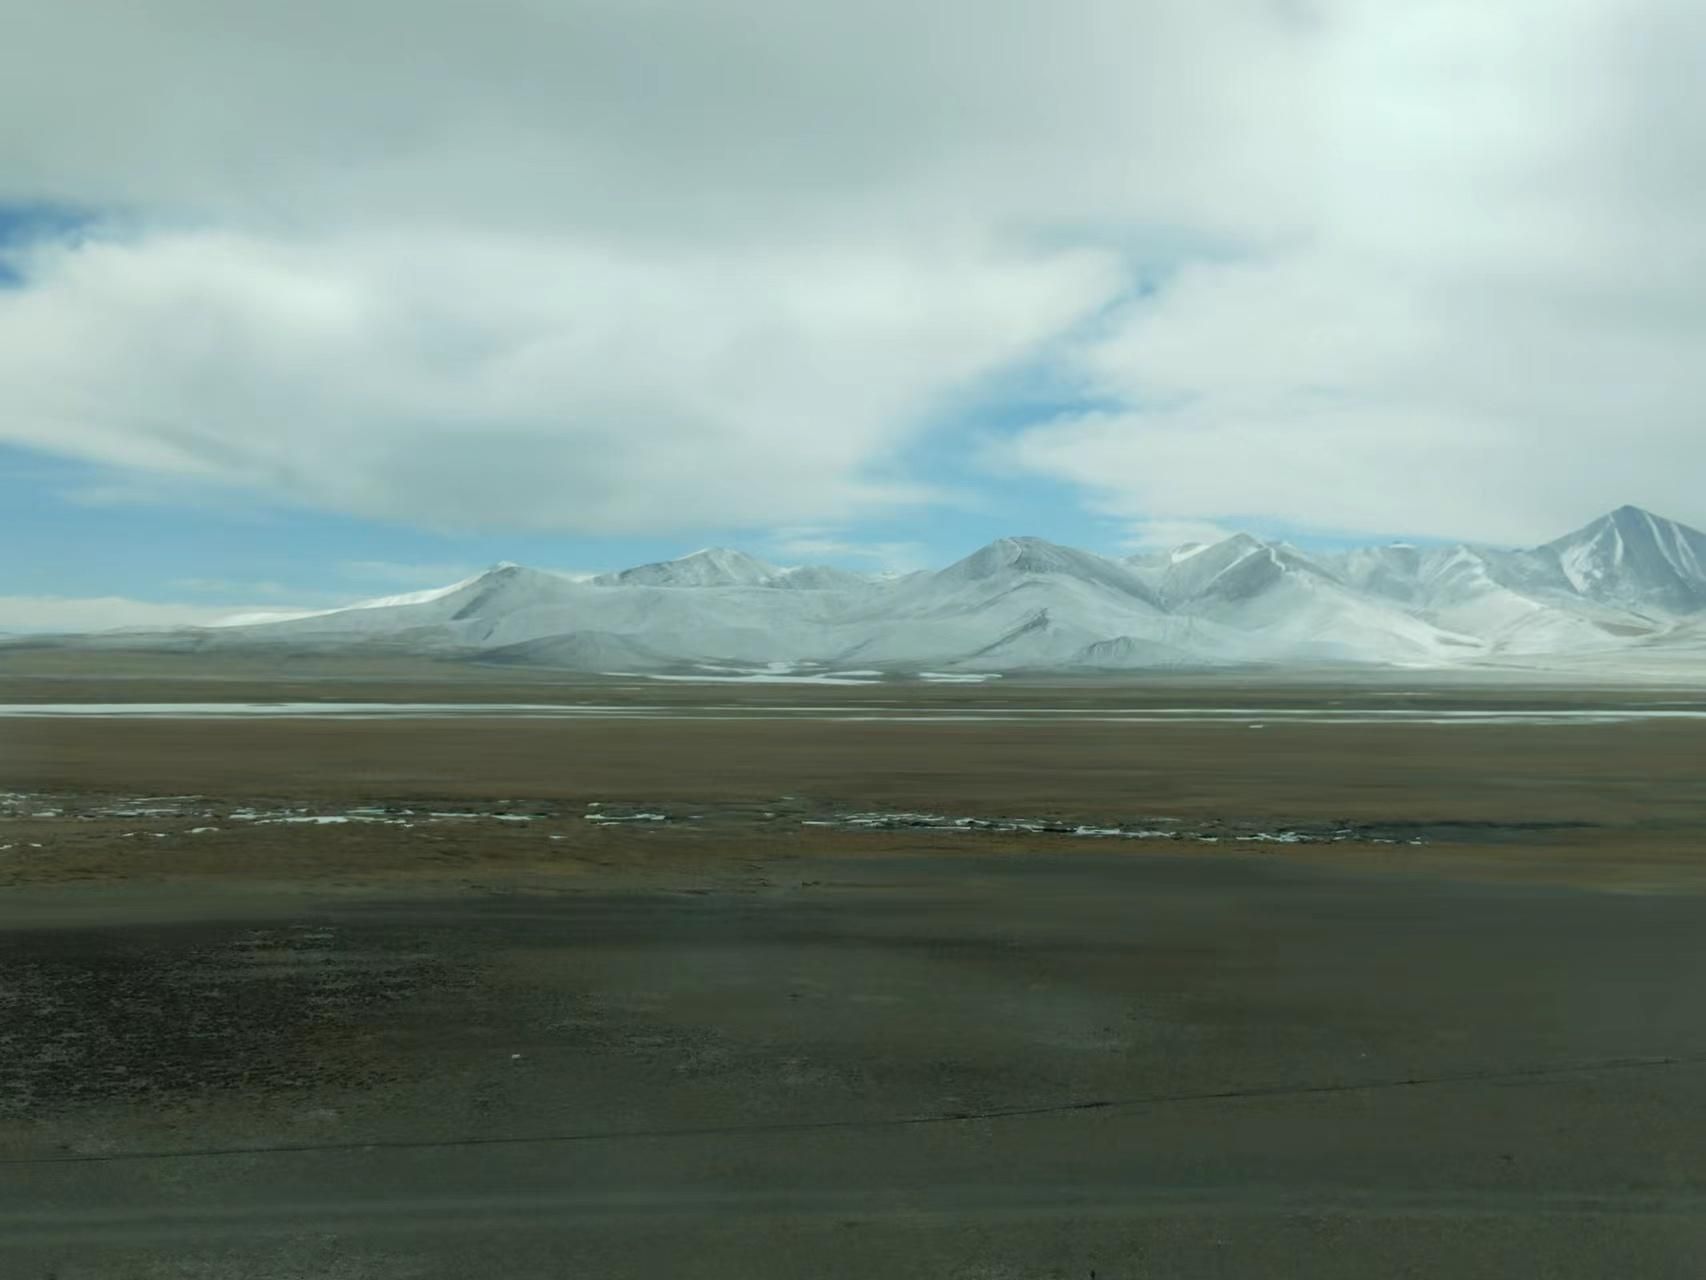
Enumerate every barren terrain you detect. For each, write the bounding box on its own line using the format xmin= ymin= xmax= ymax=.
xmin=4 ymin=668 xmax=1706 ymax=1277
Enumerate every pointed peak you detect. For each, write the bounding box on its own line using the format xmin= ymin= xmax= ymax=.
xmin=1187 ymin=532 xmax=1272 ymax=564
xmin=474 ymin=561 xmax=572 ymax=584
xmin=1552 ymin=504 xmax=1693 ymax=549
xmin=1570 ymin=504 xmax=1689 ymax=535
xmin=931 ymin=536 xmax=1160 ymax=606
xmin=950 ymin=536 xmax=1099 ymax=576
xmin=971 ymin=535 xmax=1067 ymax=560
xmin=599 ymin=546 xmax=779 ymax=588
xmin=1586 ymin=504 xmax=1660 ymax=537
xmin=682 ymin=546 xmax=761 ymax=562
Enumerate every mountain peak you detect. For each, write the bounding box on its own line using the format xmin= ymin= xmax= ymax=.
xmin=597 ymin=546 xmax=779 ymax=588
xmin=1608 ymin=503 xmax=1658 ymax=523
xmin=1553 ymin=504 xmax=1697 ymax=547
xmin=930 ymin=536 xmax=1161 ymax=607
xmin=1566 ymin=504 xmax=1683 ymax=539
xmin=682 ymin=546 xmax=765 ymax=564
xmin=1157 ymin=533 xmax=1338 ymax=608
xmin=950 ymin=536 xmax=1109 ymax=579
xmin=1546 ymin=505 xmax=1706 ymax=613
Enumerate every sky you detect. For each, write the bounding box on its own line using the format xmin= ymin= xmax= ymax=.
xmin=4 ymin=0 xmax=1705 ymax=629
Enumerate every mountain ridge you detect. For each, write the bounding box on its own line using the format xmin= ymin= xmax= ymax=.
xmin=16 ymin=507 xmax=1706 ymax=676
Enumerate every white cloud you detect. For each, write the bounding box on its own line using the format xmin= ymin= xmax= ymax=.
xmin=538 ymin=569 xmax=605 ymax=583
xmin=1122 ymin=520 xmax=1238 ymax=553
xmin=340 ymin=561 xmax=479 ymax=588
xmin=0 ymin=596 xmax=313 ymax=634
xmin=0 ymin=2 xmax=1317 ymax=241
xmin=0 ymin=0 xmax=1702 ymax=544
xmin=0 ymin=229 xmax=1116 ymax=533
xmin=0 ymin=1 xmax=1316 ymax=535
xmin=767 ymin=529 xmax=930 ymax=573
xmin=171 ymin=577 xmax=300 ymax=598
xmin=1006 ymin=1 xmax=1706 ymax=544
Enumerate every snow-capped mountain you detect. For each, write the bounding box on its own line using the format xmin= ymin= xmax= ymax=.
xmin=1325 ymin=507 xmax=1701 ymax=656
xmin=1155 ymin=535 xmax=1482 ymax=665
xmin=21 ymin=507 xmax=1706 ymax=675
xmin=824 ymin=536 xmax=1208 ymax=670
xmin=594 ymin=547 xmax=781 ymax=589
xmin=1542 ymin=505 xmax=1706 ymax=616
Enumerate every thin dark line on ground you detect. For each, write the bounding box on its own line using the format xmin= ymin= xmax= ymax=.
xmin=8 ymin=1050 xmax=1706 ymax=1168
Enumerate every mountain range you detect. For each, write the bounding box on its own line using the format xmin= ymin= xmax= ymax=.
xmin=25 ymin=506 xmax=1706 ymax=677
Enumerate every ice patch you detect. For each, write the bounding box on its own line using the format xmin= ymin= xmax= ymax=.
xmin=801 ymin=809 xmax=1387 ymax=848
xmin=620 ymin=673 xmax=882 ymax=685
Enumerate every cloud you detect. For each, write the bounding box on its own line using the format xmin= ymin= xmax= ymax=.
xmin=171 ymin=577 xmax=300 ymax=598
xmin=0 ymin=2 xmax=1316 ymax=240
xmin=1004 ymin=1 xmax=1706 ymax=544
xmin=767 ymin=529 xmax=929 ymax=573
xmin=0 ymin=228 xmax=1115 ymax=533
xmin=1121 ymin=520 xmax=1238 ymax=553
xmin=340 ymin=561 xmax=479 ymax=588
xmin=0 ymin=1 xmax=1701 ymax=544
xmin=0 ymin=0 xmax=1226 ymax=535
xmin=0 ymin=596 xmax=314 ymax=634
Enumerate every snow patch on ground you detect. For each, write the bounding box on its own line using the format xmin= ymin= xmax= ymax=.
xmin=616 ymin=672 xmax=882 ymax=685
xmin=802 ymin=810 xmax=1421 ymax=846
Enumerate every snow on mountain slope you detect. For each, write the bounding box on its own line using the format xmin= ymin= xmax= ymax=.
xmin=229 ymin=564 xmax=585 ymax=644
xmin=464 ymin=583 xmax=854 ymax=663
xmin=941 ymin=610 xmax=1113 ymax=671
xmin=769 ymin=564 xmax=875 ymax=591
xmin=1332 ymin=517 xmax=1684 ymax=655
xmin=1627 ymin=615 xmax=1706 ymax=656
xmin=1541 ymin=505 xmax=1706 ymax=616
xmin=595 ymin=547 xmax=780 ymax=588
xmin=235 ymin=557 xmax=870 ymax=664
xmin=1410 ymin=546 xmax=1663 ymax=655
xmin=1333 ymin=543 xmax=1428 ymax=605
xmin=824 ymin=537 xmax=1237 ymax=668
xmin=42 ymin=506 xmax=1706 ymax=673
xmin=206 ymin=569 xmax=497 ymax=629
xmin=1124 ymin=542 xmax=1210 ymax=593
xmin=928 ymin=536 xmax=1163 ymax=608
xmin=473 ymin=630 xmax=677 ymax=670
xmin=1156 ymin=534 xmax=1333 ymax=608
xmin=1160 ymin=535 xmax=1484 ymax=665
xmin=1071 ymin=632 xmax=1227 ymax=670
